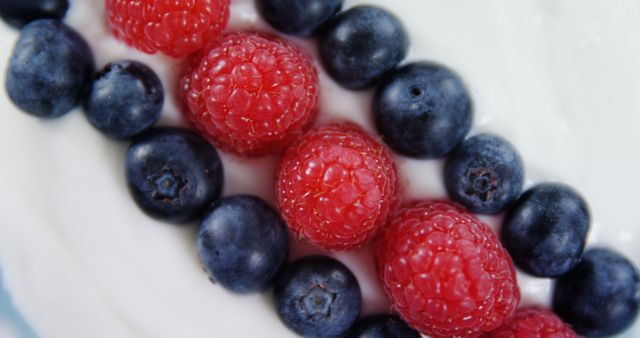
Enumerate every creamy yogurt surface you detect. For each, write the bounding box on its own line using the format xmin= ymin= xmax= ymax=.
xmin=0 ymin=0 xmax=639 ymax=337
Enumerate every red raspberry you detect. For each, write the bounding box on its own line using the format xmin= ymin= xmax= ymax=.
xmin=276 ymin=123 xmax=398 ymax=250
xmin=180 ymin=32 xmax=320 ymax=156
xmin=106 ymin=0 xmax=230 ymax=57
xmin=486 ymin=308 xmax=577 ymax=338
xmin=375 ymin=201 xmax=520 ymax=337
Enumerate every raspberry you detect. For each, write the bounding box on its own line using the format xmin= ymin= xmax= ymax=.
xmin=486 ymin=308 xmax=577 ymax=338
xmin=105 ymin=0 xmax=230 ymax=57
xmin=375 ymin=201 xmax=520 ymax=337
xmin=180 ymin=32 xmax=320 ymax=156
xmin=276 ymin=123 xmax=398 ymax=250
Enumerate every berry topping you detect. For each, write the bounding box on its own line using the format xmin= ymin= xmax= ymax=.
xmin=320 ymin=5 xmax=409 ymax=89
xmin=105 ymin=0 xmax=230 ymax=57
xmin=445 ymin=133 xmax=524 ymax=214
xmin=126 ymin=127 xmax=224 ymax=223
xmin=6 ymin=19 xmax=94 ymax=118
xmin=502 ymin=183 xmax=590 ymax=277
xmin=347 ymin=314 xmax=421 ymax=338
xmin=485 ymin=307 xmax=577 ymax=338
xmin=374 ymin=62 xmax=472 ymax=158
xmin=257 ymin=0 xmax=343 ymax=36
xmin=197 ymin=195 xmax=288 ymax=294
xmin=276 ymin=123 xmax=398 ymax=250
xmin=273 ymin=255 xmax=362 ymax=337
xmin=180 ymin=32 xmax=320 ymax=156
xmin=84 ymin=60 xmax=163 ymax=139
xmin=553 ymin=248 xmax=640 ymax=337
xmin=376 ymin=201 xmax=520 ymax=337
xmin=0 ymin=0 xmax=68 ymax=28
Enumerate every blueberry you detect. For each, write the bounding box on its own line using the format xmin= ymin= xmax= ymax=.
xmin=320 ymin=5 xmax=409 ymax=90
xmin=444 ymin=133 xmax=523 ymax=214
xmin=257 ymin=0 xmax=343 ymax=36
xmin=346 ymin=314 xmax=420 ymax=338
xmin=501 ymin=183 xmax=590 ymax=277
xmin=84 ymin=61 xmax=163 ymax=139
xmin=6 ymin=19 xmax=94 ymax=118
xmin=553 ymin=248 xmax=640 ymax=337
xmin=0 ymin=0 xmax=68 ymax=28
xmin=197 ymin=195 xmax=288 ymax=294
xmin=274 ymin=256 xmax=361 ymax=337
xmin=126 ymin=127 xmax=224 ymax=223
xmin=374 ymin=62 xmax=472 ymax=158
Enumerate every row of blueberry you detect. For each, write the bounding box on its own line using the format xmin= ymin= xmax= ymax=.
xmin=3 ymin=0 xmax=639 ymax=337
xmin=260 ymin=1 xmax=639 ymax=337
xmin=0 ymin=2 xmax=422 ymax=338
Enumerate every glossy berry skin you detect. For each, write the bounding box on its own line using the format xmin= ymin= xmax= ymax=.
xmin=106 ymin=0 xmax=230 ymax=57
xmin=374 ymin=62 xmax=472 ymax=158
xmin=274 ymin=256 xmax=362 ymax=338
xmin=257 ymin=0 xmax=343 ymax=36
xmin=276 ymin=123 xmax=398 ymax=250
xmin=376 ymin=201 xmax=520 ymax=337
xmin=126 ymin=127 xmax=224 ymax=223
xmin=6 ymin=19 xmax=94 ymax=118
xmin=0 ymin=0 xmax=68 ymax=28
xmin=320 ymin=5 xmax=409 ymax=89
xmin=85 ymin=61 xmax=163 ymax=139
xmin=180 ymin=32 xmax=319 ymax=156
xmin=445 ymin=134 xmax=524 ymax=214
xmin=553 ymin=248 xmax=640 ymax=337
xmin=485 ymin=308 xmax=577 ymax=338
xmin=197 ymin=195 xmax=288 ymax=294
xmin=501 ymin=183 xmax=590 ymax=278
xmin=347 ymin=314 xmax=420 ymax=338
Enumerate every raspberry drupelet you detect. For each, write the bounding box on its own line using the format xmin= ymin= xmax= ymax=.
xmin=106 ymin=0 xmax=230 ymax=57
xmin=484 ymin=307 xmax=577 ymax=338
xmin=180 ymin=32 xmax=320 ymax=156
xmin=276 ymin=123 xmax=398 ymax=250
xmin=375 ymin=201 xmax=520 ymax=337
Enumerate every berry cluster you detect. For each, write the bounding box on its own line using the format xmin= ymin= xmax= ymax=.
xmin=2 ymin=1 xmax=639 ymax=338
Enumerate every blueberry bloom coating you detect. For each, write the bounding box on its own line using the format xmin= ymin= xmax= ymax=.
xmin=85 ymin=60 xmax=163 ymax=139
xmin=257 ymin=0 xmax=343 ymax=36
xmin=197 ymin=195 xmax=289 ymax=293
xmin=445 ymin=133 xmax=524 ymax=214
xmin=374 ymin=62 xmax=472 ymax=158
xmin=126 ymin=127 xmax=224 ymax=223
xmin=0 ymin=0 xmax=69 ymax=28
xmin=554 ymin=248 xmax=640 ymax=337
xmin=274 ymin=256 xmax=362 ymax=337
xmin=501 ymin=183 xmax=590 ymax=277
xmin=320 ymin=5 xmax=409 ymax=89
xmin=6 ymin=19 xmax=94 ymax=118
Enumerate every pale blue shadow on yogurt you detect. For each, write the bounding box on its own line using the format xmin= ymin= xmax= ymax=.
xmin=0 ymin=268 xmax=38 ymax=338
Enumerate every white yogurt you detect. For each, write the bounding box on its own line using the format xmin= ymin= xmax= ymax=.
xmin=0 ymin=0 xmax=639 ymax=337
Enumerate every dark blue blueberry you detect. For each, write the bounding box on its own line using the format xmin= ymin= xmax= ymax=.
xmin=257 ymin=0 xmax=343 ymax=36
xmin=445 ymin=133 xmax=523 ymax=214
xmin=0 ymin=0 xmax=68 ymax=28
xmin=6 ymin=19 xmax=94 ymax=118
xmin=320 ymin=5 xmax=409 ymax=90
xmin=553 ymin=248 xmax=640 ymax=337
xmin=126 ymin=127 xmax=224 ymax=223
xmin=374 ymin=62 xmax=472 ymax=158
xmin=274 ymin=256 xmax=361 ymax=337
xmin=347 ymin=314 xmax=420 ymax=338
xmin=501 ymin=183 xmax=590 ymax=277
xmin=84 ymin=61 xmax=163 ymax=139
xmin=197 ymin=195 xmax=288 ymax=294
